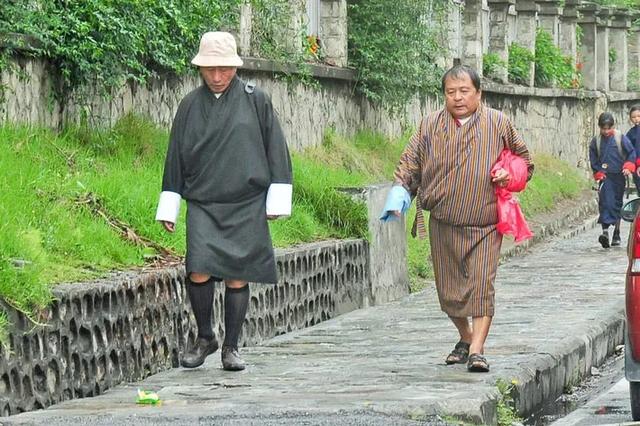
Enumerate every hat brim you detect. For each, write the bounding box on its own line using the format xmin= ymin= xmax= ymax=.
xmin=191 ymin=54 xmax=243 ymax=67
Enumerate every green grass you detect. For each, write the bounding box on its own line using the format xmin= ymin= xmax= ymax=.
xmin=519 ymin=153 xmax=590 ymax=215
xmin=0 ymin=116 xmax=590 ymax=333
xmin=496 ymin=379 xmax=523 ymax=426
xmin=0 ymin=117 xmax=404 ymax=327
xmin=270 ymin=129 xmax=407 ymax=245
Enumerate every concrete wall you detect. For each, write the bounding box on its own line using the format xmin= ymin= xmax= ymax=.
xmin=0 ymin=56 xmax=436 ymax=152
xmin=0 ymin=239 xmax=374 ymax=415
xmin=483 ymin=82 xmax=640 ymax=169
xmin=0 ymin=182 xmax=410 ymax=417
xmin=2 ymin=56 xmax=638 ymax=169
xmin=347 ymin=183 xmax=411 ymax=305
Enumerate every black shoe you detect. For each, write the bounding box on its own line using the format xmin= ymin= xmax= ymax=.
xmin=181 ymin=337 xmax=218 ymax=368
xmin=612 ymin=232 xmax=621 ymax=246
xmin=221 ymin=346 xmax=246 ymax=371
xmin=599 ymin=232 xmax=610 ymax=248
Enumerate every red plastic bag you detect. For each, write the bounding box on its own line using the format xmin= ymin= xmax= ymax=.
xmin=491 ymin=149 xmax=533 ymax=243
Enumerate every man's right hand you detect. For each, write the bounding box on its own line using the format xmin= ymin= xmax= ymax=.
xmin=161 ymin=221 xmax=175 ymax=233
xmin=390 ymin=210 xmax=401 ymax=217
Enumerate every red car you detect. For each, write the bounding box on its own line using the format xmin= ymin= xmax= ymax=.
xmin=623 ymin=197 xmax=640 ymax=420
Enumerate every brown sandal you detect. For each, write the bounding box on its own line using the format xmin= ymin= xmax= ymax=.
xmin=445 ymin=341 xmax=470 ymax=365
xmin=467 ymin=353 xmax=490 ymax=372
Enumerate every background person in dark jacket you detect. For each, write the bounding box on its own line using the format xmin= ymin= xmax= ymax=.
xmin=627 ymin=105 xmax=640 ymax=196
xmin=156 ymin=31 xmax=292 ymax=371
xmin=589 ymin=111 xmax=635 ymax=248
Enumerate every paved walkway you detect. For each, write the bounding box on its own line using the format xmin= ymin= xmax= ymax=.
xmin=3 ymin=214 xmax=631 ymax=425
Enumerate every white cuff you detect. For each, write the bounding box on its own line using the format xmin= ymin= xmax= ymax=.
xmin=266 ymin=183 xmax=292 ymax=216
xmin=155 ymin=191 xmax=181 ymax=223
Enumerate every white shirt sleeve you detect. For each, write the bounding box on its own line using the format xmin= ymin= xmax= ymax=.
xmin=155 ymin=191 xmax=182 ymax=223
xmin=266 ymin=183 xmax=292 ymax=216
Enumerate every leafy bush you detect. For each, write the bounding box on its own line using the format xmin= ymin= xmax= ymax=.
xmin=483 ymin=53 xmax=507 ymax=81
xmin=534 ymin=29 xmax=579 ymax=89
xmin=508 ymin=43 xmax=535 ymax=85
xmin=348 ymin=0 xmax=446 ymax=110
xmin=0 ymin=1 xmax=243 ymax=98
xmin=250 ymin=0 xmax=318 ymax=81
xmin=629 ymin=68 xmax=640 ymax=92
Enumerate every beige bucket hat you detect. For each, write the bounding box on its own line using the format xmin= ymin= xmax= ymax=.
xmin=191 ymin=32 xmax=243 ymax=67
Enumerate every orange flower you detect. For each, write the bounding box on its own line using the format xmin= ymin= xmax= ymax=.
xmin=306 ymin=35 xmax=320 ymax=55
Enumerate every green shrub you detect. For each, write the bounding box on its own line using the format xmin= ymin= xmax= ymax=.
xmin=496 ymin=379 xmax=523 ymax=426
xmin=508 ymin=43 xmax=535 ymax=85
xmin=629 ymin=68 xmax=640 ymax=92
xmin=0 ymin=1 xmax=243 ymax=98
xmin=347 ymin=0 xmax=446 ymax=110
xmin=534 ymin=29 xmax=579 ymax=89
xmin=483 ymin=53 xmax=507 ymax=81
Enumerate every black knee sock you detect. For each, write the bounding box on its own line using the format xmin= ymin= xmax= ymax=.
xmin=186 ymin=277 xmax=214 ymax=340
xmin=223 ymin=285 xmax=250 ymax=349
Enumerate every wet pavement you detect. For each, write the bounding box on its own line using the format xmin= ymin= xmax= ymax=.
xmin=529 ymin=348 xmax=625 ymax=425
xmin=1 ymin=213 xmax=632 ymax=425
xmin=550 ymin=376 xmax=636 ymax=426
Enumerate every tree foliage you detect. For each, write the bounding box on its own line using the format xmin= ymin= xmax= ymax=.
xmin=347 ymin=0 xmax=447 ymax=110
xmin=0 ymin=0 xmax=242 ymax=97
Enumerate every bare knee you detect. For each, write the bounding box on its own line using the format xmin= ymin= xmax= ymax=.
xmin=225 ymin=279 xmax=247 ymax=289
xmin=189 ymin=272 xmax=211 ymax=283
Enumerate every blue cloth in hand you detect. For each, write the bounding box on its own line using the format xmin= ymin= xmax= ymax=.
xmin=380 ymin=186 xmax=411 ymax=221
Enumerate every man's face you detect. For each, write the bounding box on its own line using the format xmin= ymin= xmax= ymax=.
xmin=444 ymin=73 xmax=481 ymax=119
xmin=200 ymin=66 xmax=237 ymax=93
xmin=631 ymin=110 xmax=640 ymax=126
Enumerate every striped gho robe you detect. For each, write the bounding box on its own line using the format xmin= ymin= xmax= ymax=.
xmin=394 ymin=104 xmax=534 ymax=317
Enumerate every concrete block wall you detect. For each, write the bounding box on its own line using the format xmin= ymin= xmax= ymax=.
xmin=0 ymin=180 xmax=412 ymax=417
xmin=0 ymin=239 xmax=376 ymax=416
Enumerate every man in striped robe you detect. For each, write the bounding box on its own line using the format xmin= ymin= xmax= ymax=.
xmin=381 ymin=65 xmax=534 ymax=372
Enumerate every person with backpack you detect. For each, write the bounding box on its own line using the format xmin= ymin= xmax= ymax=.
xmin=627 ymin=105 xmax=640 ymax=195
xmin=589 ymin=112 xmax=636 ymax=248
xmin=155 ymin=32 xmax=292 ymax=370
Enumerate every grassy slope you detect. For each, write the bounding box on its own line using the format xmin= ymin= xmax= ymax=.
xmin=0 ymin=118 xmax=395 ymax=320
xmin=0 ymin=116 xmax=590 ymax=324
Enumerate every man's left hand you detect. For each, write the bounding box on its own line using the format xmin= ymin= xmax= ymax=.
xmin=623 ymin=168 xmax=633 ymax=177
xmin=492 ymin=168 xmax=511 ymax=187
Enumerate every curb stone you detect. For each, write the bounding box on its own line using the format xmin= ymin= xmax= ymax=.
xmin=489 ymin=192 xmax=624 ymax=423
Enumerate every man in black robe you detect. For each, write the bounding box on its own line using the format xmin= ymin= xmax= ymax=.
xmin=156 ymin=31 xmax=292 ymax=371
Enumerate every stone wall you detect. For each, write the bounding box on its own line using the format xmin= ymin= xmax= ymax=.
xmin=483 ymin=82 xmax=640 ymax=169
xmin=0 ymin=55 xmax=437 ymax=152
xmin=0 ymin=239 xmax=372 ymax=416
xmin=2 ymin=55 xmax=639 ymax=168
xmin=0 ymin=182 xmax=411 ymax=417
xmin=350 ymin=183 xmax=411 ymax=305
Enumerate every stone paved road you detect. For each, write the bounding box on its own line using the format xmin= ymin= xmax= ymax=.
xmin=1 ymin=219 xmax=630 ymax=425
